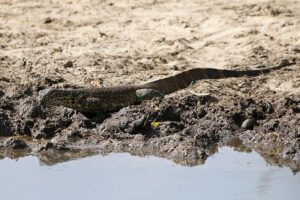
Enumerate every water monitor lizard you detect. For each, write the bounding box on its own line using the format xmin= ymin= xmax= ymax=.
xmin=38 ymin=59 xmax=295 ymax=114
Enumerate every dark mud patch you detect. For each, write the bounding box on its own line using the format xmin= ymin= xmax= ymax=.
xmin=0 ymin=84 xmax=299 ymax=172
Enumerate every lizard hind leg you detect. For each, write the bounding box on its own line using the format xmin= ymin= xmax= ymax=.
xmin=80 ymin=97 xmax=106 ymax=121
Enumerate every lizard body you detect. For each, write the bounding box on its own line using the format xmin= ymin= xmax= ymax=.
xmin=39 ymin=59 xmax=295 ymax=114
xmin=38 ymin=86 xmax=162 ymax=113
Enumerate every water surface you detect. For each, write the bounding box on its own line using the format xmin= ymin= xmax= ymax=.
xmin=0 ymin=147 xmax=299 ymax=200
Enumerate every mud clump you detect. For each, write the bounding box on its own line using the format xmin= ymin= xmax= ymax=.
xmin=0 ymin=111 xmax=14 ymax=136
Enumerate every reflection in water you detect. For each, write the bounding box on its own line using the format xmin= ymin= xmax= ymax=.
xmin=0 ymin=149 xmax=31 ymax=161
xmin=256 ymin=168 xmax=275 ymax=197
xmin=37 ymin=148 xmax=103 ymax=166
xmin=0 ymin=146 xmax=299 ymax=200
xmin=222 ymin=137 xmax=252 ymax=153
xmin=0 ymin=137 xmax=299 ymax=174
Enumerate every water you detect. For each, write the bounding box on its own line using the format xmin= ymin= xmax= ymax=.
xmin=0 ymin=147 xmax=299 ymax=200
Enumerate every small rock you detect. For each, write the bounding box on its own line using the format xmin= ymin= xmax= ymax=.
xmin=44 ymin=17 xmax=53 ymax=24
xmin=64 ymin=61 xmax=73 ymax=68
xmin=4 ymin=137 xmax=29 ymax=149
xmin=63 ymin=20 xmax=73 ymax=27
xmin=241 ymin=119 xmax=255 ymax=130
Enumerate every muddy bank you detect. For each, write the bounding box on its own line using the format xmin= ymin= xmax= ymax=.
xmin=0 ymin=80 xmax=299 ymax=172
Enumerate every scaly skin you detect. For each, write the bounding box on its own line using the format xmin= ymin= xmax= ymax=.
xmin=38 ymin=87 xmax=162 ymax=113
xmin=38 ymin=59 xmax=295 ymax=114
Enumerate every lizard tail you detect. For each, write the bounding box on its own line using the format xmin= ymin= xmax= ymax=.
xmin=141 ymin=59 xmax=295 ymax=94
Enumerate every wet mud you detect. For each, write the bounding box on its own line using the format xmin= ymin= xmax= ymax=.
xmin=0 ymin=79 xmax=299 ymax=173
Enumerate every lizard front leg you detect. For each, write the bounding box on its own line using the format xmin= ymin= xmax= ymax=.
xmin=135 ymin=89 xmax=164 ymax=103
xmin=77 ymin=97 xmax=103 ymax=113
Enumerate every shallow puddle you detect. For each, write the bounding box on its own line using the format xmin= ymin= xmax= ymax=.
xmin=0 ymin=146 xmax=299 ymax=200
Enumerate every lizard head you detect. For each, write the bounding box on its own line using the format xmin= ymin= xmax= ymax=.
xmin=38 ymin=88 xmax=64 ymax=107
xmin=135 ymin=89 xmax=163 ymax=102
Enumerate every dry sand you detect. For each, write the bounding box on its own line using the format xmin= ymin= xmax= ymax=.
xmin=1 ymin=0 xmax=299 ymax=93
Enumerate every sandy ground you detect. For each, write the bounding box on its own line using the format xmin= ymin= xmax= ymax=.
xmin=1 ymin=0 xmax=299 ymax=91
xmin=0 ymin=0 xmax=299 ymax=170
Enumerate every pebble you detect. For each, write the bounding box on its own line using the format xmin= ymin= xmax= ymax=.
xmin=44 ymin=17 xmax=53 ymax=24
xmin=63 ymin=20 xmax=73 ymax=27
xmin=241 ymin=119 xmax=255 ymax=130
xmin=64 ymin=61 xmax=73 ymax=68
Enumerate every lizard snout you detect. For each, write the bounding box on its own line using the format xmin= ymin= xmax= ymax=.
xmin=38 ymin=88 xmax=58 ymax=106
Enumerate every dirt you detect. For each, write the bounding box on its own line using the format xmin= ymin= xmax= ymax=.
xmin=0 ymin=0 xmax=299 ymax=172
